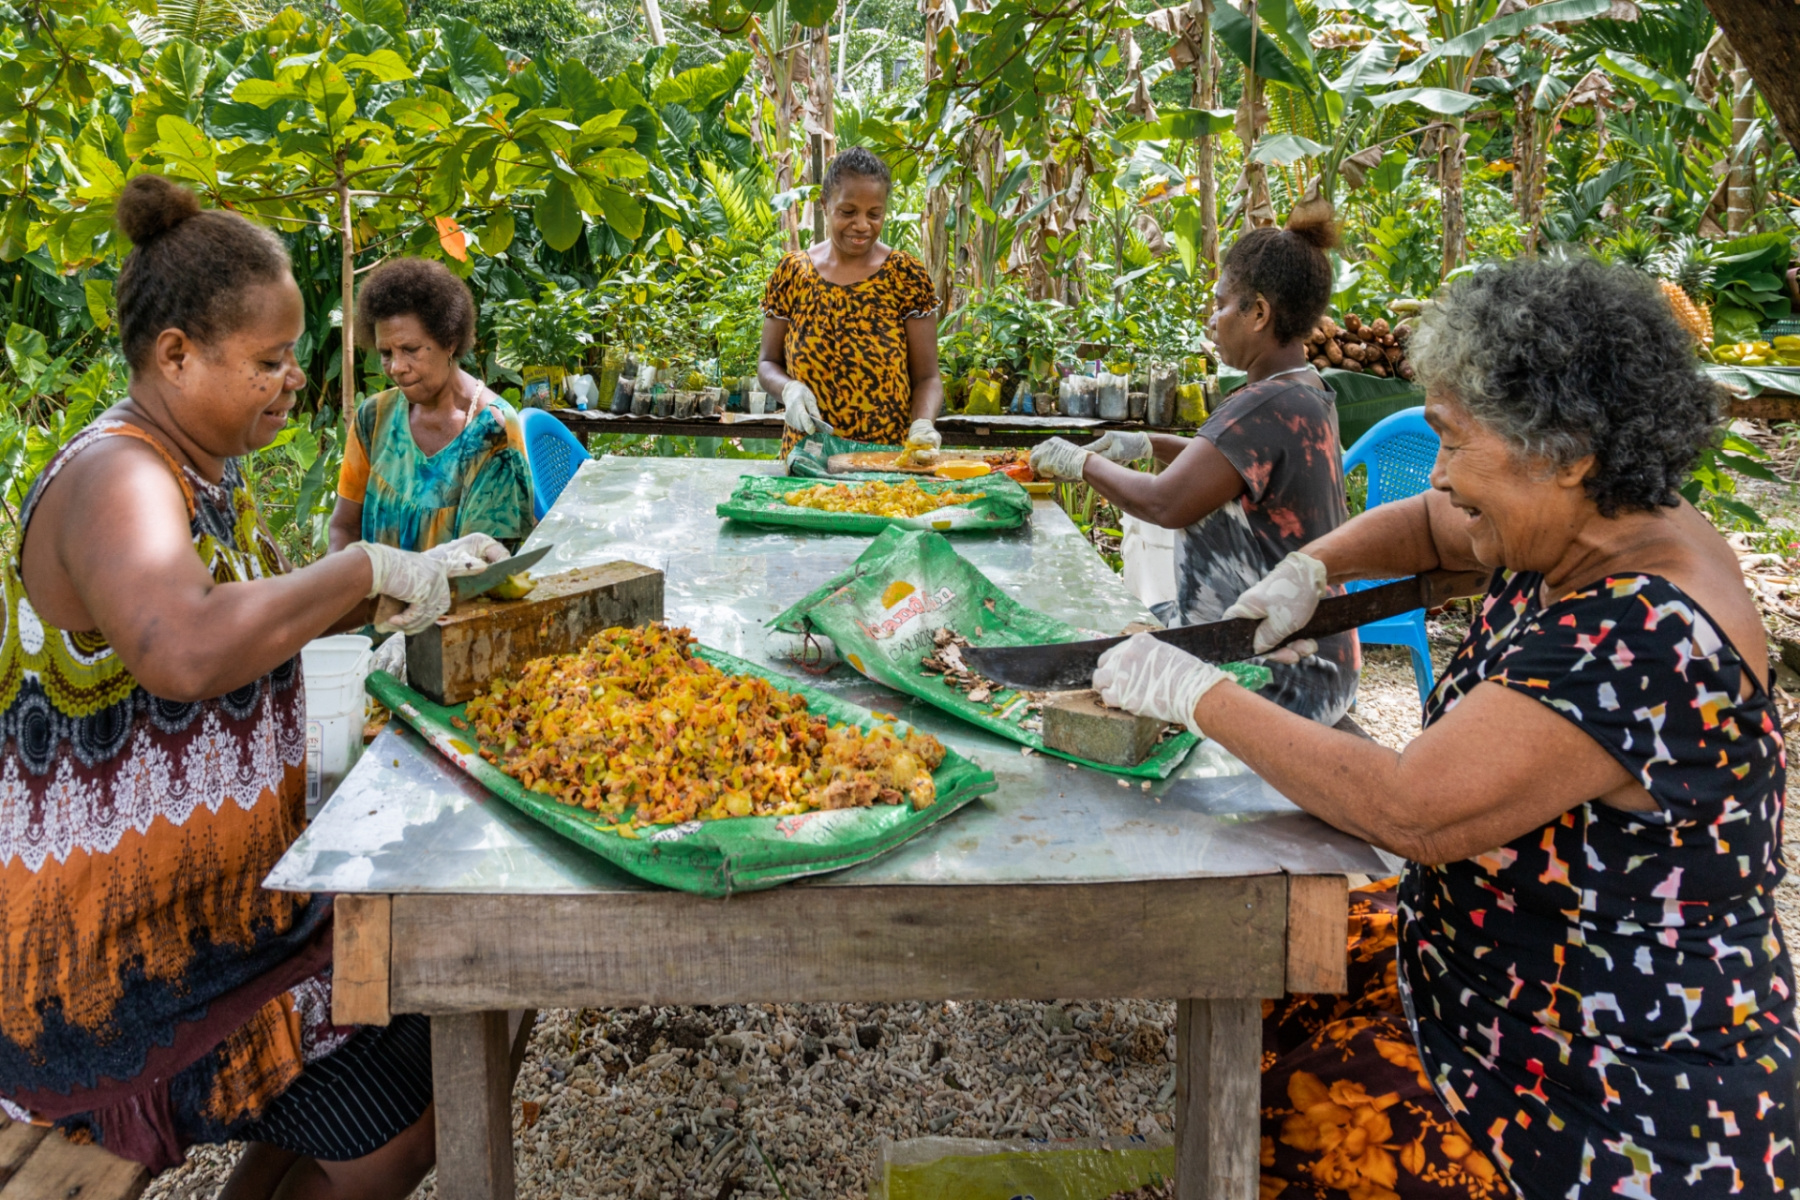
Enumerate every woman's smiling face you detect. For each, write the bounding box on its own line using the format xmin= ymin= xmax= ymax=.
xmin=1425 ymin=393 xmax=1595 ymax=572
xmin=826 ymin=175 xmax=888 ymax=259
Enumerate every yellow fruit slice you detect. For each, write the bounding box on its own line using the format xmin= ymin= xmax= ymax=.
xmin=488 ymin=573 xmax=536 ymax=600
xmin=933 ymin=461 xmax=993 ymax=480
xmin=880 ymin=579 xmax=917 ymax=607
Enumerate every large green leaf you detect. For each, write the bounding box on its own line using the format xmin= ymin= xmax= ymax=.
xmin=5 ymin=324 xmax=49 ymax=385
xmin=1162 ymin=107 xmax=1237 ymax=138
xmin=1251 ymin=132 xmax=1328 ymax=164
xmin=384 ymin=96 xmax=453 ymax=132
xmin=438 ymin=17 xmax=507 ymax=109
xmin=1212 ymin=1 xmax=1314 ymax=92
xmin=480 ymin=209 xmax=516 ymax=255
xmin=1334 ymin=0 xmax=1428 ymax=40
xmin=1257 ymin=0 xmax=1316 ymax=72
xmin=341 ymin=0 xmax=410 ymax=35
xmin=535 ymin=179 xmax=584 ymax=250
xmin=83 ymin=278 xmax=114 ymax=332
xmin=1401 ymin=0 xmax=1611 ymax=77
xmin=337 ymin=50 xmax=414 ymax=82
xmin=557 ymin=59 xmax=608 ymax=124
xmin=1594 ymin=50 xmax=1712 ymax=114
xmin=596 ymin=184 xmax=644 ymax=239
xmin=1365 ymin=86 xmax=1487 ymax=115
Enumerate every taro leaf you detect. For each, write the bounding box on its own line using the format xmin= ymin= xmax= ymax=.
xmin=83 ymin=278 xmax=113 ymax=332
xmin=536 ymin=180 xmax=584 ymax=251
xmin=597 ymin=185 xmax=645 ymax=240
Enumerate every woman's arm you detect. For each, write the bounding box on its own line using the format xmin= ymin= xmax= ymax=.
xmin=1191 ymin=676 xmax=1639 ymax=864
xmin=904 ymin=316 xmax=944 ymax=421
xmin=757 ymin=317 xmax=793 ymax=398
xmin=1081 ymin=436 xmax=1245 ymax=530
xmin=1147 ymin=433 xmax=1191 ymax=465
xmin=1301 ymin=489 xmax=1485 ymax=583
xmin=328 ymin=495 xmax=362 ymax=553
xmin=46 ymin=440 xmax=374 ymax=701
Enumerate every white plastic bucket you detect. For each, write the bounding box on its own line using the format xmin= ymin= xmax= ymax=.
xmin=301 ymin=634 xmax=372 ymax=815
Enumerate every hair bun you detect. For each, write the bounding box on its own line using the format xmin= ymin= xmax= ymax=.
xmin=1285 ymin=197 xmax=1341 ymax=252
xmin=116 ymin=175 xmax=202 ymax=245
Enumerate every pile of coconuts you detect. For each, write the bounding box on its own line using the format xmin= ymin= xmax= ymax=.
xmin=1303 ymin=312 xmax=1414 ymax=381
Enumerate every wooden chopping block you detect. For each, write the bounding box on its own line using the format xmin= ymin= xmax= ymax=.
xmin=404 ymin=561 xmax=664 ymax=704
xmin=1041 ymin=689 xmax=1167 ymax=767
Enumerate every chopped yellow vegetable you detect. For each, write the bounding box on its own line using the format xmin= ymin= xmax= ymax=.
xmin=783 ymin=479 xmax=983 ymax=517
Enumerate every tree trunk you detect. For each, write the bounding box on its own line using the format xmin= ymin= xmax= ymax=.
xmin=1440 ymin=121 xmax=1467 ymax=277
xmin=642 ymin=0 xmax=667 ymax=46
xmin=920 ymin=0 xmax=954 ymax=310
xmin=338 ymin=174 xmax=355 ymax=423
xmin=1190 ymin=0 xmax=1218 ymax=274
xmin=1702 ymin=0 xmax=1800 ymax=157
xmin=1513 ymin=91 xmax=1539 ymax=257
xmin=1238 ymin=0 xmax=1274 ymax=229
xmin=1728 ymin=51 xmax=1756 ymax=233
xmin=804 ymin=23 xmax=836 ymax=242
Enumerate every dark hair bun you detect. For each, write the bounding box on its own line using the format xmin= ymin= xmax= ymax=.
xmin=116 ymin=175 xmax=201 ymax=245
xmin=1285 ymin=197 xmax=1341 ymax=252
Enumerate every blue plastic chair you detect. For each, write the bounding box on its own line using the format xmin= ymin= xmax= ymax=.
xmin=519 ymin=407 xmax=592 ymax=520
xmin=1342 ymin=407 xmax=1440 ymax=706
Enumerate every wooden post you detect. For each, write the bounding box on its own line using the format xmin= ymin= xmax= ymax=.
xmin=432 ymin=1011 xmax=517 ymax=1200
xmin=332 ymin=894 xmax=392 ymax=1027
xmin=1174 ymin=998 xmax=1261 ymax=1200
xmin=1285 ymin=875 xmax=1349 ymax=995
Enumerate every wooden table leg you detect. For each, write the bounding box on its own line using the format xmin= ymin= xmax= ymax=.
xmin=1174 ymin=997 xmax=1261 ymax=1200
xmin=432 ymin=1011 xmax=516 ymax=1200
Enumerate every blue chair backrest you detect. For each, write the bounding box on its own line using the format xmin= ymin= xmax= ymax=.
xmin=1342 ymin=407 xmax=1437 ymax=509
xmin=519 ymin=408 xmax=592 ymax=520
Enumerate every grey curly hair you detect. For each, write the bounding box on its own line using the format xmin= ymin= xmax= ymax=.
xmin=1408 ymin=257 xmax=1723 ymax=517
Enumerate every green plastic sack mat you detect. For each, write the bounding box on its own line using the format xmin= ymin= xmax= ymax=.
xmin=770 ymin=527 xmax=1269 ymax=778
xmin=718 ymin=473 xmax=1032 ymax=535
xmin=364 ymin=647 xmax=996 ymax=897
xmin=870 ymin=1135 xmax=1173 ymax=1200
xmin=785 ymin=430 xmax=907 ymax=479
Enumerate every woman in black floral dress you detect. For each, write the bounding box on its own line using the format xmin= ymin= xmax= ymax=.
xmin=1091 ymin=257 xmax=1795 ymax=1198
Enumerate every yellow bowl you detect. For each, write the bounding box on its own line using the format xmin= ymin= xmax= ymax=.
xmin=1022 ymin=481 xmax=1055 ymax=497
xmin=933 ymin=462 xmax=993 ymax=480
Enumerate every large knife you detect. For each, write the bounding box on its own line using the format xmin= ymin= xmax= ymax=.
xmin=960 ymin=569 xmax=1488 ymax=692
xmin=372 ymin=544 xmax=555 ymax=629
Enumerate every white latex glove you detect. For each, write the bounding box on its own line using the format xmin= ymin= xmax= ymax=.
xmin=1221 ymin=551 xmax=1330 ymax=656
xmin=370 ymin=632 xmax=407 ymax=685
xmin=424 ymin=532 xmax=509 ymax=571
xmin=1086 ymin=429 xmax=1152 ymax=463
xmin=1029 ymin=437 xmax=1091 ymax=482
xmin=1093 ymin=633 xmax=1232 ymax=737
xmin=906 ymin=418 xmax=942 ymax=450
xmin=353 ymin=542 xmax=453 ymax=636
xmin=782 ymin=381 xmax=823 ymax=435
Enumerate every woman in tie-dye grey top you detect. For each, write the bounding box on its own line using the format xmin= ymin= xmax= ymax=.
xmin=1029 ymin=199 xmax=1355 ymax=723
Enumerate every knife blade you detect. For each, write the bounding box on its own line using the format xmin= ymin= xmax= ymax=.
xmin=960 ymin=569 xmax=1488 ymax=692
xmin=453 ymin=543 xmax=554 ymax=599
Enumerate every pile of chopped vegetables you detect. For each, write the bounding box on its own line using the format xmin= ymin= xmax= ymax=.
xmin=783 ymin=479 xmax=982 ymax=517
xmin=466 ymin=624 xmax=946 ymax=827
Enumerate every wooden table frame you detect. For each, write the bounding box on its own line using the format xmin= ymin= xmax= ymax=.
xmin=332 ymin=873 xmax=1347 ymax=1200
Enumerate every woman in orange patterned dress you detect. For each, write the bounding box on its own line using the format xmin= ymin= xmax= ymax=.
xmin=0 ymin=177 xmax=492 ymax=1195
xmin=759 ymin=147 xmax=945 ymax=455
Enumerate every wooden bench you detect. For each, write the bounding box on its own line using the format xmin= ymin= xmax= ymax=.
xmin=0 ymin=1117 xmax=147 ymax=1200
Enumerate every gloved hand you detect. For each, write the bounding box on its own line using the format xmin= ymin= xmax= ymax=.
xmin=1029 ymin=437 xmax=1092 ymax=482
xmin=905 ymin=418 xmax=942 ymax=450
xmin=1086 ymin=429 xmax=1152 ymax=463
xmin=1221 ymin=551 xmax=1329 ymax=657
xmin=782 ymin=381 xmax=823 ymax=435
xmin=1093 ymin=632 xmax=1232 ymax=736
xmin=352 ymin=542 xmax=453 ymax=635
xmin=423 ymin=532 xmax=509 ymax=575
xmin=370 ymin=632 xmax=406 ymax=685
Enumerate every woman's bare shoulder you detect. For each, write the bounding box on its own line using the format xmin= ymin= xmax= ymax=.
xmin=1637 ymin=501 xmax=1767 ymax=675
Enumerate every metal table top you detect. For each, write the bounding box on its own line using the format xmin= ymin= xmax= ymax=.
xmin=266 ymin=457 xmax=1385 ymax=895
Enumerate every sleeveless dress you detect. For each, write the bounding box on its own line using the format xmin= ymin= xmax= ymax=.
xmin=1401 ymin=572 xmax=1796 ymax=1197
xmin=335 ymin=386 xmax=535 ymax=552
xmin=0 ymin=421 xmax=430 ymax=1170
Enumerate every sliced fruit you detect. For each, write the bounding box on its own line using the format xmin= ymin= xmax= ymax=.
xmin=489 ymin=573 xmax=536 ymax=600
xmin=934 ymin=461 xmax=993 ymax=480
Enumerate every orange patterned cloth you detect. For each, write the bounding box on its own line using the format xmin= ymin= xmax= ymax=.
xmin=0 ymin=421 xmax=329 ymax=1170
xmin=1260 ymin=883 xmax=1506 ymax=1200
xmin=761 ymin=249 xmax=938 ymax=453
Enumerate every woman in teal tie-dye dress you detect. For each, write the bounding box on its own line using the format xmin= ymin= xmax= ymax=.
xmin=329 ymin=258 xmax=534 ymax=553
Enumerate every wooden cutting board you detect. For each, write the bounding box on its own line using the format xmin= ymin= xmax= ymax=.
xmin=402 ymin=561 xmax=664 ymax=704
xmin=825 ymin=449 xmax=1027 ymax=474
